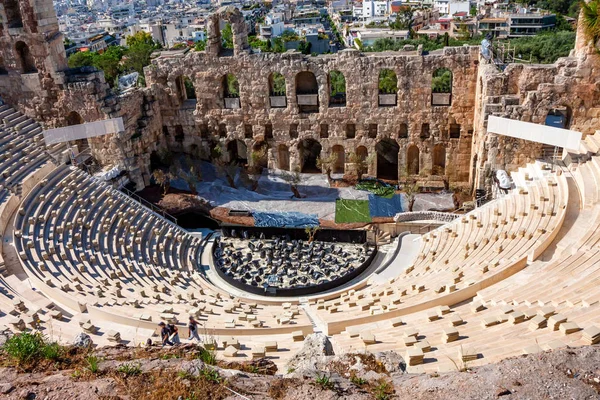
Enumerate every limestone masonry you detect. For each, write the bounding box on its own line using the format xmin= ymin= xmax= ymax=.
xmin=1 ymin=4 xmax=599 ymax=192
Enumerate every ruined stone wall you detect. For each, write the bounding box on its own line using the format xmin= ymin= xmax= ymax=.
xmin=0 ymin=0 xmax=68 ymax=120
xmin=146 ymin=44 xmax=479 ymax=182
xmin=472 ymin=42 xmax=600 ymax=191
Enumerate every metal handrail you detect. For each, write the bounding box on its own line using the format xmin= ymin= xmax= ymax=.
xmin=120 ymin=185 xmax=178 ymax=224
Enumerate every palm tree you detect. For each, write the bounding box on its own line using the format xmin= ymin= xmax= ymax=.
xmin=581 ymin=0 xmax=600 ymax=44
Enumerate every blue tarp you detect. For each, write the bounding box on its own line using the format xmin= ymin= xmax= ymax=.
xmin=368 ymin=193 xmax=403 ymax=217
xmin=253 ymin=211 xmax=319 ymax=228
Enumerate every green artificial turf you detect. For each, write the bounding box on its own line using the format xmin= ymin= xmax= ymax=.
xmin=335 ymin=199 xmax=372 ymax=223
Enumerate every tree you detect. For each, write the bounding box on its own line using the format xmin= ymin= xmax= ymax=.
xmin=329 ymin=71 xmax=346 ymax=96
xmin=93 ymin=46 xmax=124 ymax=85
xmin=68 ymin=51 xmax=95 ymax=68
xmin=348 ymin=152 xmax=375 ymax=181
xmin=124 ymin=31 xmax=160 ymax=85
xmin=316 ymin=152 xmax=338 ymax=182
xmin=403 ymin=179 xmax=420 ymax=212
xmin=280 ymin=169 xmax=303 ymax=198
xmin=432 ymin=69 xmax=452 ymax=93
xmin=378 ymin=69 xmax=398 ymax=94
xmin=176 ymin=166 xmax=202 ymax=195
xmin=68 ymin=46 xmax=124 ymax=87
xmin=298 ymin=40 xmax=312 ymax=55
xmin=195 ymin=39 xmax=207 ymax=51
xmin=272 ymin=37 xmax=286 ymax=53
xmin=304 ymin=226 xmax=320 ymax=242
xmin=470 ymin=6 xmax=478 ymax=16
xmin=152 ymin=169 xmax=172 ymax=196
xmin=555 ymin=14 xmax=573 ymax=32
xmin=270 ymin=72 xmax=286 ymax=95
xmin=225 ymin=74 xmax=240 ymax=97
xmin=391 ymin=6 xmax=415 ymax=37
xmin=222 ymin=23 xmax=234 ymax=49
xmin=456 ymin=23 xmax=471 ymax=41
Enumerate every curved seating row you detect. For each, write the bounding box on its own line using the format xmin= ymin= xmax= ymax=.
xmin=10 ymin=165 xmax=313 ymax=366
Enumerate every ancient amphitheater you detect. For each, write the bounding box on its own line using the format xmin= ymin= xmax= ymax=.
xmin=1 ymin=1 xmax=600 ymax=375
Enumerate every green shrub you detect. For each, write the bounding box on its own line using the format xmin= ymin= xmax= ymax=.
xmin=196 ymin=348 xmax=217 ymax=365
xmin=86 ymin=355 xmax=100 ymax=373
xmin=374 ymin=379 xmax=394 ymax=400
xmin=41 ymin=342 xmax=63 ymax=361
xmin=117 ymin=362 xmax=142 ymax=376
xmin=3 ymin=332 xmax=65 ymax=366
xmin=350 ymin=375 xmax=367 ymax=386
xmin=199 ymin=367 xmax=221 ymax=383
xmin=315 ymin=373 xmax=334 ymax=390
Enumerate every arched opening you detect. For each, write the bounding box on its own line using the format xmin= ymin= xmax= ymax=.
xmin=298 ymin=138 xmax=322 ymax=173
xmin=398 ymin=123 xmax=408 ymax=139
xmin=223 ymin=73 xmax=240 ymax=109
xmin=278 ymin=144 xmax=290 ymax=171
xmin=378 ymin=69 xmax=397 ymax=107
xmin=295 ymin=71 xmax=318 ymax=113
xmin=545 ymin=106 xmax=572 ymax=129
xmin=431 ymin=68 xmax=452 ymax=105
xmin=251 ymin=141 xmax=268 ymax=170
xmin=269 ymin=72 xmax=287 ymax=108
xmin=0 ymin=56 xmax=8 ymax=75
xmin=432 ymin=144 xmax=446 ymax=175
xmin=66 ymin=111 xmax=84 ymax=126
xmin=356 ymin=146 xmax=369 ymax=177
xmin=407 ymin=145 xmax=420 ymax=175
xmin=183 ymin=76 xmax=196 ymax=100
xmin=16 ymin=42 xmax=36 ymax=73
xmin=331 ymin=145 xmax=345 ymax=174
xmin=227 ymin=139 xmax=247 ymax=165
xmin=376 ymin=138 xmax=399 ymax=180
xmin=4 ymin=0 xmax=23 ymax=29
xmin=329 ymin=70 xmax=346 ymax=107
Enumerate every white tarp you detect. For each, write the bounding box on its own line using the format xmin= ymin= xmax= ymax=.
xmin=43 ymin=118 xmax=124 ymax=146
xmin=487 ymin=115 xmax=582 ymax=151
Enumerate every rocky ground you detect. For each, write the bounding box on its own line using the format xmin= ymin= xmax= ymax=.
xmin=1 ymin=331 xmax=600 ymax=399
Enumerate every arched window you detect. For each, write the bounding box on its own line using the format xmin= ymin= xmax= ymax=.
xmin=378 ymin=69 xmax=397 ymax=106
xmin=407 ymin=145 xmax=420 ymax=175
xmin=431 ymin=68 xmax=452 ymax=106
xmin=295 ymin=71 xmax=318 ymax=113
xmin=331 ymin=145 xmax=345 ymax=174
xmin=329 ymin=70 xmax=346 ymax=107
xmin=432 ymin=144 xmax=446 ymax=175
xmin=269 ymin=72 xmax=286 ymax=108
xmin=278 ymin=144 xmax=290 ymax=170
xmin=223 ymin=73 xmax=240 ymax=109
xmin=298 ymin=138 xmax=322 ymax=173
xmin=15 ymin=42 xmax=36 ymax=74
xmin=376 ymin=138 xmax=399 ymax=180
xmin=4 ymin=0 xmax=23 ymax=29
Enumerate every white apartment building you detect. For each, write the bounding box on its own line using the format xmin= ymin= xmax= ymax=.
xmin=362 ymin=0 xmax=389 ymax=18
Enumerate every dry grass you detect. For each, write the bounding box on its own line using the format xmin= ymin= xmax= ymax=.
xmin=268 ymin=378 xmax=299 ymax=399
xmin=109 ymin=368 xmax=229 ymax=400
